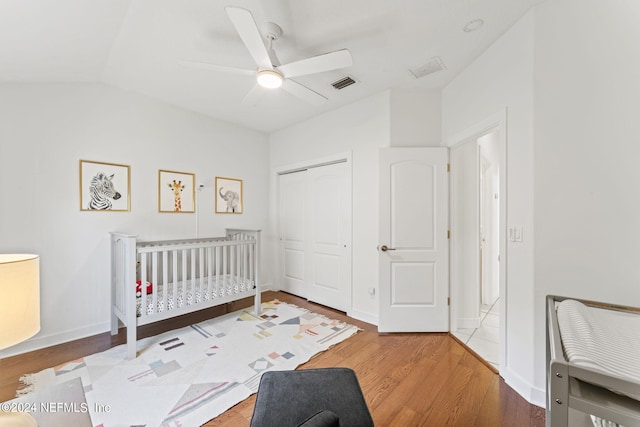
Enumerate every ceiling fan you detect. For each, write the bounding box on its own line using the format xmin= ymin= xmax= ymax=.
xmin=182 ymin=6 xmax=353 ymax=106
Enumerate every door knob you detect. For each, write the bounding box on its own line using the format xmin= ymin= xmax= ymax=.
xmin=378 ymin=244 xmax=396 ymax=252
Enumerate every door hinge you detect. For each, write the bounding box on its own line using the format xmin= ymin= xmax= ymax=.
xmin=447 ymin=230 xmax=450 ymax=239
xmin=447 ymin=297 xmax=450 ymax=306
xmin=447 ymin=163 xmax=450 ymax=172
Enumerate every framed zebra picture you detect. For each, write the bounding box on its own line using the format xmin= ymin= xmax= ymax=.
xmin=80 ymin=160 xmax=130 ymax=211
xmin=158 ymin=170 xmax=195 ymax=213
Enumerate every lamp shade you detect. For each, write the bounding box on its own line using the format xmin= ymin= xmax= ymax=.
xmin=0 ymin=254 xmax=40 ymax=350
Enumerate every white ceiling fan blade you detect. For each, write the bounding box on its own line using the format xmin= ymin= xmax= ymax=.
xmin=278 ymin=49 xmax=352 ymax=78
xmin=225 ymin=7 xmax=273 ymax=71
xmin=281 ymin=79 xmax=327 ymax=106
xmin=241 ymin=84 xmax=264 ymax=107
xmin=179 ymin=60 xmax=255 ymax=76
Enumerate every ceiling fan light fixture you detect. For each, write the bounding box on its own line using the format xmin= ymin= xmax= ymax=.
xmin=257 ymin=70 xmax=283 ymax=89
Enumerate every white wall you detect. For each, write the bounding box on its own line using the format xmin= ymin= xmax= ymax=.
xmin=0 ymin=83 xmax=270 ymax=357
xmin=442 ymin=11 xmax=538 ymax=403
xmin=533 ymin=0 xmax=640 ymax=396
xmin=270 ymin=91 xmax=391 ymax=322
xmin=390 ymin=88 xmax=441 ymax=147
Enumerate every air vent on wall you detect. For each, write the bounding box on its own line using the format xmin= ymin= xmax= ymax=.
xmin=331 ymin=76 xmax=357 ymax=90
xmin=410 ymin=56 xmax=446 ymax=79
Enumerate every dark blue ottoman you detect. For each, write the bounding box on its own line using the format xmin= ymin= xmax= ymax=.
xmin=250 ymin=368 xmax=374 ymax=427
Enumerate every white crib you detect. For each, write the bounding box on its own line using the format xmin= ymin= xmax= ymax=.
xmin=110 ymin=228 xmax=261 ymax=359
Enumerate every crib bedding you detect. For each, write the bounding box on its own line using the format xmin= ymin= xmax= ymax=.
xmin=136 ymin=275 xmax=254 ymax=317
xmin=557 ymin=299 xmax=640 ymax=400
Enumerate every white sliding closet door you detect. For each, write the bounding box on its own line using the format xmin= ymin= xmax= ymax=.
xmin=279 ymin=171 xmax=308 ymax=297
xmin=278 ymin=160 xmax=351 ymax=312
xmin=307 ymin=162 xmax=351 ymax=311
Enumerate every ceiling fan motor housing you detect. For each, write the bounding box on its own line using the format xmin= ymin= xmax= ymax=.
xmin=262 ymin=22 xmax=282 ymax=41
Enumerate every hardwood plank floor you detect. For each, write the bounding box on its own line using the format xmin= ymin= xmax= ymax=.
xmin=0 ymin=291 xmax=545 ymax=426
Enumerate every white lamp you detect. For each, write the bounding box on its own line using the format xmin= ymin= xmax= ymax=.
xmin=0 ymin=254 xmax=40 ymax=350
xmin=0 ymin=254 xmax=40 ymax=427
xmin=256 ymin=69 xmax=283 ymax=89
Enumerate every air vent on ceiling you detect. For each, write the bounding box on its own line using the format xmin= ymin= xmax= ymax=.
xmin=410 ymin=56 xmax=446 ymax=79
xmin=331 ymin=76 xmax=357 ymax=90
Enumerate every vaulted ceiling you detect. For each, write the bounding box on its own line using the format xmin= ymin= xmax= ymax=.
xmin=0 ymin=0 xmax=545 ymax=132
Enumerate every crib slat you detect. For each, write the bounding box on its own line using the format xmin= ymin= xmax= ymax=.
xmin=206 ymin=246 xmax=212 ymax=300
xmin=249 ymin=242 xmax=254 ymax=283
xmin=182 ymin=249 xmax=188 ymax=307
xmin=162 ymin=250 xmax=168 ymax=316
xmin=230 ymin=244 xmax=236 ymax=294
xmin=140 ymin=254 xmax=148 ymax=320
xmin=151 ymin=251 xmax=158 ymax=317
xmin=148 ymin=253 xmax=155 ymax=317
xmin=242 ymin=242 xmax=248 ymax=287
xmin=172 ymin=250 xmax=179 ymax=311
xmin=223 ymin=245 xmax=228 ymax=296
xmin=190 ymin=248 xmax=196 ymax=305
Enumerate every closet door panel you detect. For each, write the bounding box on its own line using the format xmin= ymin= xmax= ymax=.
xmin=279 ymin=172 xmax=308 ymax=297
xmin=308 ymin=162 xmax=351 ymax=311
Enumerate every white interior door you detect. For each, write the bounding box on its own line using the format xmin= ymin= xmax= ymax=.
xmin=378 ymin=148 xmax=449 ymax=332
xmin=279 ymin=171 xmax=307 ymax=297
xmin=307 ymin=162 xmax=351 ymax=311
xmin=278 ymin=160 xmax=352 ymax=312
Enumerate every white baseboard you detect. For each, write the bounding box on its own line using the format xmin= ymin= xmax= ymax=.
xmin=347 ymin=308 xmax=378 ymax=326
xmin=0 ymin=322 xmax=109 ymax=359
xmin=259 ymin=282 xmax=274 ymax=292
xmin=501 ymin=366 xmax=546 ymax=408
xmin=457 ymin=316 xmax=481 ymax=329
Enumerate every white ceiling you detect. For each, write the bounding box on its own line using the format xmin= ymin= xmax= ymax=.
xmin=0 ymin=0 xmax=545 ymax=133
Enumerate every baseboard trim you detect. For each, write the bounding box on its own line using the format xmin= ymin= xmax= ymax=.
xmin=501 ymin=366 xmax=546 ymax=408
xmin=457 ymin=316 xmax=481 ymax=329
xmin=0 ymin=322 xmax=109 ymax=358
xmin=347 ymin=309 xmax=378 ymax=326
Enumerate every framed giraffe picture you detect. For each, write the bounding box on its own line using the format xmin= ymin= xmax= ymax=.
xmin=215 ymin=176 xmax=243 ymax=214
xmin=80 ymin=160 xmax=130 ymax=212
xmin=158 ymin=170 xmax=195 ymax=213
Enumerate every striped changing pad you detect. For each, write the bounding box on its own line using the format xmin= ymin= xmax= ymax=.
xmin=557 ymin=299 xmax=640 ymax=400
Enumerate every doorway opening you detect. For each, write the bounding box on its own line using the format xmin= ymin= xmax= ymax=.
xmin=450 ymin=125 xmax=503 ymax=371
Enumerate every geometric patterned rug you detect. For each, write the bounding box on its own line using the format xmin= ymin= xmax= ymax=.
xmin=18 ymin=300 xmax=360 ymax=427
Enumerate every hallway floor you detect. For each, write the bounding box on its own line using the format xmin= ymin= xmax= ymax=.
xmin=452 ymin=298 xmax=499 ymax=370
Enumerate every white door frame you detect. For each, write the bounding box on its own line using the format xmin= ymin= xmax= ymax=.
xmin=273 ymin=152 xmax=353 ymax=311
xmin=446 ymin=109 xmax=507 ymax=370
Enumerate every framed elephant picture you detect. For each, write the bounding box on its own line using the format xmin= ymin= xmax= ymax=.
xmin=215 ymin=176 xmax=242 ymax=214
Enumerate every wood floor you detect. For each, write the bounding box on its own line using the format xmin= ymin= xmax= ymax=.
xmin=0 ymin=291 xmax=545 ymax=426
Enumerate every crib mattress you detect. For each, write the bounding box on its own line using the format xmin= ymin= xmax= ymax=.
xmin=135 ymin=275 xmax=253 ymax=317
xmin=557 ymin=299 xmax=640 ymax=400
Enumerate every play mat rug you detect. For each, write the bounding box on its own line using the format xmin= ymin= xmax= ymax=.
xmin=19 ymin=300 xmax=360 ymax=427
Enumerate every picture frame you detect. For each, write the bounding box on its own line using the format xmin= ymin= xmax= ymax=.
xmin=158 ymin=170 xmax=196 ymax=213
xmin=80 ymin=160 xmax=130 ymax=212
xmin=215 ymin=176 xmax=243 ymax=214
